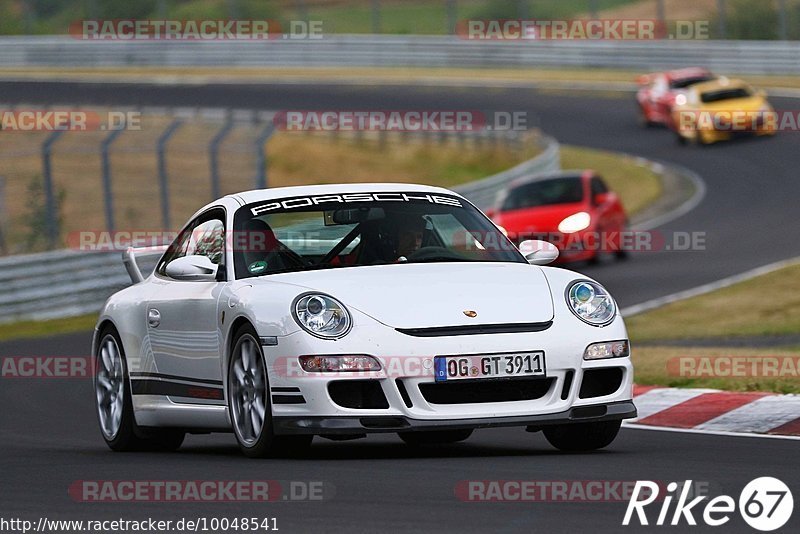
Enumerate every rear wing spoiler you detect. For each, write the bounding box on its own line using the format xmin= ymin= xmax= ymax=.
xmin=122 ymin=244 xmax=169 ymax=284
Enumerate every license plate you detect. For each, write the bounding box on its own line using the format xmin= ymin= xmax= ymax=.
xmin=434 ymin=352 xmax=545 ymax=382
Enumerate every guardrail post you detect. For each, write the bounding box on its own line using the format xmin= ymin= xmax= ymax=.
xmin=157 ymin=118 xmax=182 ymax=229
xmin=41 ymin=130 xmax=65 ymax=249
xmin=100 ymin=123 xmax=125 ymax=232
xmin=209 ymin=116 xmax=234 ymax=200
xmin=255 ymin=123 xmax=276 ymax=189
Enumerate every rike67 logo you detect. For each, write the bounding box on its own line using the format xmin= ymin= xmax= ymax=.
xmin=624 ymin=477 xmax=794 ymax=531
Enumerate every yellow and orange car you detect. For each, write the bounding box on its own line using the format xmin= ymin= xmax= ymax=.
xmin=669 ymin=77 xmax=776 ymax=145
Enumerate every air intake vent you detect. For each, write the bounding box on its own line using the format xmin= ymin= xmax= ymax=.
xmin=397 ymin=321 xmax=552 ymax=337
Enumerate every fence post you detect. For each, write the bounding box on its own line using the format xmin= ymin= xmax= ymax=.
xmin=777 ymin=0 xmax=788 ymax=41
xmin=255 ymin=123 xmax=276 ymax=189
xmin=716 ymin=0 xmax=727 ymax=39
xmin=0 ymin=176 xmax=6 ymax=255
xmin=41 ymin=130 xmax=65 ymax=249
xmin=371 ymin=0 xmax=381 ymax=34
xmin=446 ymin=0 xmax=457 ymax=34
xmin=209 ymin=116 xmax=234 ymax=200
xmin=157 ymin=118 xmax=182 ymax=229
xmin=517 ymin=0 xmax=529 ymax=20
xmin=100 ymin=125 xmax=125 ymax=233
xmin=295 ymin=0 xmax=308 ymax=20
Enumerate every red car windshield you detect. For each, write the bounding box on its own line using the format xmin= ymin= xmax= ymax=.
xmin=501 ymin=177 xmax=584 ymax=211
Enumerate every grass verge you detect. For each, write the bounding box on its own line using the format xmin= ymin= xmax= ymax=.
xmin=627 ymin=262 xmax=800 ymax=393
xmin=0 ymin=314 xmax=97 ymax=343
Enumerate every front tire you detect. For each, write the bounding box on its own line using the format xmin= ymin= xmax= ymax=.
xmin=543 ymin=420 xmax=621 ymax=452
xmin=399 ymin=429 xmax=473 ymax=446
xmin=94 ymin=327 xmax=184 ymax=452
xmin=227 ymin=324 xmax=312 ymax=458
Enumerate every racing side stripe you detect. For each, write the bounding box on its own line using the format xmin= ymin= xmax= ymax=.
xmin=129 ymin=372 xmax=223 ymax=385
xmin=130 ymin=379 xmax=224 ymax=401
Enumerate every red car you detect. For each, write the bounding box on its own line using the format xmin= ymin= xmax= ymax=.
xmin=485 ymin=171 xmax=628 ymax=264
xmin=636 ymin=67 xmax=716 ymax=127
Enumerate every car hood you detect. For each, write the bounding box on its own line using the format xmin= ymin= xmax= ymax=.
xmin=264 ymin=262 xmax=554 ymax=329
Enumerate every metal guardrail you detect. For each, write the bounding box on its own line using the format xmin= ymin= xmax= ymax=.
xmin=456 ymin=134 xmax=560 ymax=209
xmin=1 ymin=36 xmax=799 ymax=75
xmin=0 ymin=134 xmax=560 ymax=324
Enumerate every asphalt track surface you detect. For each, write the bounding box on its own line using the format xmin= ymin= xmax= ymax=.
xmin=1 ymin=81 xmax=799 ymax=533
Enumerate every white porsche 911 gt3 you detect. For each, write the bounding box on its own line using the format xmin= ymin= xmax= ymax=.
xmin=93 ymin=183 xmax=635 ymax=457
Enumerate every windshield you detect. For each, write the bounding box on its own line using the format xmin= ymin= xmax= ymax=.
xmin=701 ymin=87 xmax=752 ymax=103
xmin=232 ymin=191 xmax=525 ymax=278
xmin=670 ymin=75 xmax=714 ymax=89
xmin=501 ymin=176 xmax=584 ymax=211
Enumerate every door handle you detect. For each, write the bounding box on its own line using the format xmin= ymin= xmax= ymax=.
xmin=148 ymin=309 xmax=161 ymax=328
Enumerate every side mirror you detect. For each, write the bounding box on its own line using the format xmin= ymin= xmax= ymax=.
xmin=518 ymin=240 xmax=559 ymax=265
xmin=593 ymin=193 xmax=608 ymax=206
xmin=165 ymin=255 xmax=219 ymax=281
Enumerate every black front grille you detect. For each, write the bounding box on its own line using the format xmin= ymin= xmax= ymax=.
xmin=396 ymin=321 xmax=552 ymax=337
xmin=419 ymin=377 xmax=554 ymax=405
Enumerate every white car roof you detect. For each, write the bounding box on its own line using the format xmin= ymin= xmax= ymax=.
xmin=231 ymin=182 xmax=458 ymax=206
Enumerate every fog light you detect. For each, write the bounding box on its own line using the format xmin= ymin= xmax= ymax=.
xmin=299 ymin=355 xmax=381 ymax=372
xmin=584 ymin=340 xmax=629 ymax=360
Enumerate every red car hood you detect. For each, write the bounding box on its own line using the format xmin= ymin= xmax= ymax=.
xmin=493 ymin=203 xmax=588 ymax=235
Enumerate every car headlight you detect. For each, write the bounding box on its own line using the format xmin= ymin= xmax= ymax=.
xmin=566 ymin=280 xmax=616 ymax=326
xmin=557 ymin=212 xmax=591 ymax=234
xmin=293 ymin=293 xmax=352 ymax=339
